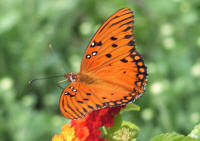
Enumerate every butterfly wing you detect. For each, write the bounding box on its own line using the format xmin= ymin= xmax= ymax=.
xmin=60 ymin=76 xmax=141 ymax=119
xmin=59 ymin=81 xmax=124 ymax=119
xmin=59 ymin=83 xmax=95 ymax=119
xmin=80 ymin=8 xmax=135 ymax=72
xmin=80 ymin=7 xmax=147 ymax=104
xmin=60 ymin=8 xmax=147 ymax=119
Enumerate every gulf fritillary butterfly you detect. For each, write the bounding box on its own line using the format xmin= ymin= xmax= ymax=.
xmin=59 ymin=8 xmax=147 ymax=119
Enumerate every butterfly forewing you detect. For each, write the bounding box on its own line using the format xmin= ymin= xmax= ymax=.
xmin=60 ymin=82 xmax=111 ymax=119
xmin=80 ymin=8 xmax=134 ymax=72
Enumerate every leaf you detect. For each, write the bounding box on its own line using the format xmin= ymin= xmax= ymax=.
xmin=120 ymin=103 xmax=140 ymax=114
xmin=106 ymin=120 xmax=140 ymax=141
xmin=121 ymin=121 xmax=140 ymax=134
xmin=150 ymin=132 xmax=198 ymax=141
xmin=112 ymin=121 xmax=139 ymax=141
xmin=106 ymin=114 xmax=123 ymax=134
xmin=188 ymin=123 xmax=200 ymax=140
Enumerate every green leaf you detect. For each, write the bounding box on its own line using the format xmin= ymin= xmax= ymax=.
xmin=120 ymin=103 xmax=140 ymax=114
xmin=107 ymin=121 xmax=140 ymax=141
xmin=150 ymin=132 xmax=198 ymax=141
xmin=188 ymin=123 xmax=200 ymax=140
xmin=121 ymin=121 xmax=140 ymax=131
xmin=105 ymin=114 xmax=123 ymax=135
xmin=100 ymin=114 xmax=123 ymax=139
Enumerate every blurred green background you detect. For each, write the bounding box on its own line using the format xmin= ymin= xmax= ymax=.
xmin=0 ymin=0 xmax=200 ymax=140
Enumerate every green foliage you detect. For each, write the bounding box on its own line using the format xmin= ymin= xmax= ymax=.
xmin=111 ymin=121 xmax=139 ymax=141
xmin=104 ymin=106 xmax=140 ymax=141
xmin=104 ymin=109 xmax=200 ymax=140
xmin=189 ymin=124 xmax=200 ymax=140
xmin=120 ymin=103 xmax=140 ymax=113
xmin=0 ymin=0 xmax=200 ymax=141
xmin=151 ymin=124 xmax=200 ymax=141
xmin=150 ymin=132 xmax=197 ymax=141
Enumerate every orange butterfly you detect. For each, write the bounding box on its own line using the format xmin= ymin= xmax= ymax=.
xmin=59 ymin=8 xmax=147 ymax=119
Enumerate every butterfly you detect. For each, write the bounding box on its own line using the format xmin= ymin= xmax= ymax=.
xmin=59 ymin=8 xmax=147 ymax=120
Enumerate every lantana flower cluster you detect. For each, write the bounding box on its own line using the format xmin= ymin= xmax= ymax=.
xmin=52 ymin=105 xmax=125 ymax=141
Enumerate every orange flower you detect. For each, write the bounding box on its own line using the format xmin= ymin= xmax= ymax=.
xmin=52 ymin=124 xmax=80 ymax=141
xmin=52 ymin=105 xmax=126 ymax=141
xmin=52 ymin=135 xmax=63 ymax=141
xmin=71 ymin=105 xmax=126 ymax=141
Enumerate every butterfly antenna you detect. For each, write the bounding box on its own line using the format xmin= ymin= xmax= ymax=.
xmin=49 ymin=44 xmax=68 ymax=73
xmin=57 ymin=79 xmax=67 ymax=84
xmin=29 ymin=74 xmax=64 ymax=85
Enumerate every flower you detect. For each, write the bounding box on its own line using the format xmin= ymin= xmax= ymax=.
xmin=52 ymin=105 xmax=126 ymax=141
xmin=52 ymin=124 xmax=80 ymax=141
xmin=71 ymin=105 xmax=125 ymax=141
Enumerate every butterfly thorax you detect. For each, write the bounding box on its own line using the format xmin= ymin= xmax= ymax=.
xmin=64 ymin=72 xmax=96 ymax=84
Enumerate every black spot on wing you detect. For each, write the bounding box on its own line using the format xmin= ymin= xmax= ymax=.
xmin=97 ymin=41 xmax=102 ymax=46
xmin=77 ymin=101 xmax=84 ymax=103
xmin=86 ymin=93 xmax=91 ymax=95
xmin=90 ymin=41 xmax=102 ymax=47
xmin=128 ymin=40 xmax=135 ymax=46
xmin=96 ymin=104 xmax=101 ymax=108
xmin=124 ymin=35 xmax=132 ymax=39
xmin=129 ymin=47 xmax=135 ymax=53
xmin=83 ymin=108 xmax=88 ymax=113
xmin=112 ymin=44 xmax=118 ymax=47
xmin=106 ymin=53 xmax=112 ymax=58
xmin=120 ymin=58 xmax=128 ymax=63
xmin=88 ymin=105 xmax=94 ymax=110
xmin=123 ymin=26 xmax=132 ymax=32
xmin=110 ymin=37 xmax=117 ymax=40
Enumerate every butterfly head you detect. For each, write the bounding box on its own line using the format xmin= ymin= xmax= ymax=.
xmin=64 ymin=72 xmax=77 ymax=82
